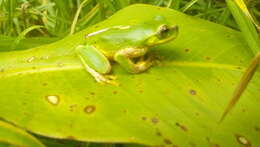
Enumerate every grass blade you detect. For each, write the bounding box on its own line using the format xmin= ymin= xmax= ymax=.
xmin=0 ymin=120 xmax=45 ymax=147
xmin=234 ymin=0 xmax=260 ymax=31
xmin=70 ymin=0 xmax=90 ymax=35
xmin=11 ymin=25 xmax=44 ymax=50
xmin=225 ymin=0 xmax=260 ymax=54
xmin=181 ymin=0 xmax=199 ymax=12
xmin=220 ymin=53 xmax=260 ymax=122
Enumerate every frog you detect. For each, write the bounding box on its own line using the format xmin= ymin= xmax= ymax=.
xmin=76 ymin=15 xmax=179 ymax=84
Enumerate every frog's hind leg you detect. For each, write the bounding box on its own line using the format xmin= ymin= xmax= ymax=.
xmin=114 ymin=48 xmax=153 ymax=73
xmin=76 ymin=45 xmax=117 ymax=85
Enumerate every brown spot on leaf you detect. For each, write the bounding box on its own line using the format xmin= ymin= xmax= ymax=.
xmin=189 ymin=142 xmax=196 ymax=147
xmin=139 ymin=89 xmax=144 ymax=93
xmin=142 ymin=116 xmax=147 ymax=121
xmin=113 ymin=91 xmax=117 ymax=94
xmin=156 ymin=78 xmax=161 ymax=80
xmin=163 ymin=139 xmax=172 ymax=144
xmin=0 ymin=68 xmax=4 ymax=72
xmin=84 ymin=105 xmax=96 ymax=114
xmin=42 ymin=83 xmax=48 ymax=86
xmin=189 ymin=89 xmax=196 ymax=95
xmin=184 ymin=48 xmax=190 ymax=53
xmin=206 ymin=137 xmax=220 ymax=147
xmin=151 ymin=117 xmax=159 ymax=124
xmin=255 ymin=126 xmax=260 ymax=132
xmin=90 ymin=92 xmax=95 ymax=96
xmin=23 ymin=112 xmax=29 ymax=115
xmin=237 ymin=66 xmax=242 ymax=70
xmin=176 ymin=122 xmax=188 ymax=132
xmin=69 ymin=104 xmax=77 ymax=112
xmin=206 ymin=137 xmax=210 ymax=142
xmin=205 ymin=56 xmax=211 ymax=61
xmin=156 ymin=130 xmax=162 ymax=136
xmin=209 ymin=143 xmax=220 ymax=147
xmin=235 ymin=134 xmax=251 ymax=147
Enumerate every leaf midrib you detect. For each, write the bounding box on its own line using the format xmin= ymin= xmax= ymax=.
xmin=1 ymin=60 xmax=257 ymax=79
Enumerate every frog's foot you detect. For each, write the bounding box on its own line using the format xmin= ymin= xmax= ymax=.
xmin=104 ymin=75 xmax=117 ymax=80
xmin=137 ymin=55 xmax=155 ymax=69
xmin=93 ymin=73 xmax=118 ymax=86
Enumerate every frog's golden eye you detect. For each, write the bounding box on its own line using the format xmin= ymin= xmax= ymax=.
xmin=157 ymin=24 xmax=170 ymax=39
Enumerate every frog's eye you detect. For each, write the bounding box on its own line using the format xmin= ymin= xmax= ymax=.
xmin=157 ymin=24 xmax=170 ymax=39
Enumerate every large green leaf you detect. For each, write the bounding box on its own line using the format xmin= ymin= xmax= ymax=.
xmin=0 ymin=4 xmax=259 ymax=147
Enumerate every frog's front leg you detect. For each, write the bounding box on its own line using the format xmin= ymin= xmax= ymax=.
xmin=76 ymin=45 xmax=116 ymax=85
xmin=114 ymin=48 xmax=153 ymax=73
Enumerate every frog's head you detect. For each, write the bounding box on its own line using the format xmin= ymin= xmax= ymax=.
xmin=143 ymin=16 xmax=178 ymax=47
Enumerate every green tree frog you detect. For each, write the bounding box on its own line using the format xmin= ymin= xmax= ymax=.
xmin=76 ymin=15 xmax=178 ymax=84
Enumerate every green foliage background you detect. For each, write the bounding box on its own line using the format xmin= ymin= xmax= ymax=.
xmin=1 ymin=0 xmax=259 ymax=38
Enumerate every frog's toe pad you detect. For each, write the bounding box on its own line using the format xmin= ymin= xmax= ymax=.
xmin=104 ymin=75 xmax=117 ymax=80
xmin=95 ymin=75 xmax=118 ymax=86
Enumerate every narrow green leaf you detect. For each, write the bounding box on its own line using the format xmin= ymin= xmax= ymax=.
xmin=0 ymin=35 xmax=59 ymax=51
xmin=234 ymin=0 xmax=260 ymax=31
xmin=226 ymin=0 xmax=260 ymax=54
xmin=0 ymin=120 xmax=45 ymax=147
xmin=166 ymin=0 xmax=173 ymax=8
xmin=181 ymin=0 xmax=199 ymax=12
xmin=70 ymin=0 xmax=90 ymax=35
xmin=78 ymin=4 xmax=100 ymax=28
xmin=11 ymin=25 xmax=44 ymax=50
xmin=220 ymin=53 xmax=260 ymax=121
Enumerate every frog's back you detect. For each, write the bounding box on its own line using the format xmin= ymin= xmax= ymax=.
xmin=86 ymin=15 xmax=171 ymax=57
xmin=90 ymin=27 xmax=153 ymax=49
